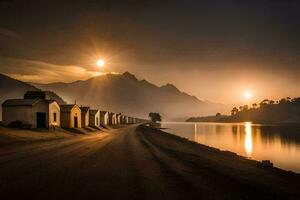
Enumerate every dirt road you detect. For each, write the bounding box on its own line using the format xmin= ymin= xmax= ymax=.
xmin=0 ymin=125 xmax=197 ymax=200
xmin=0 ymin=125 xmax=299 ymax=200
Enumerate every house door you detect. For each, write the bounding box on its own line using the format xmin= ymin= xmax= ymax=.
xmin=74 ymin=116 xmax=78 ymax=128
xmin=36 ymin=112 xmax=46 ymax=128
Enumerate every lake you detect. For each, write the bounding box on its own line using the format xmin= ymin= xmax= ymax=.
xmin=161 ymin=122 xmax=300 ymax=173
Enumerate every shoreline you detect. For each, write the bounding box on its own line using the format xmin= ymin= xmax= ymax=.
xmin=137 ymin=125 xmax=300 ymax=198
xmin=159 ymin=121 xmax=300 ymax=173
xmin=144 ymin=124 xmax=299 ymax=174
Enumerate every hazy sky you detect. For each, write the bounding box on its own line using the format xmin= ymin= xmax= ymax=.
xmin=0 ymin=0 xmax=299 ymax=105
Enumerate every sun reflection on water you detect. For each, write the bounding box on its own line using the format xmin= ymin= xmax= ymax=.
xmin=162 ymin=122 xmax=300 ymax=173
xmin=245 ymin=122 xmax=253 ymax=157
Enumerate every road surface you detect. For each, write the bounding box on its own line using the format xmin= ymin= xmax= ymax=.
xmin=0 ymin=125 xmax=197 ymax=200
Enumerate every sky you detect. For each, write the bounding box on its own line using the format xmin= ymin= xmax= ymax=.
xmin=0 ymin=0 xmax=299 ymax=105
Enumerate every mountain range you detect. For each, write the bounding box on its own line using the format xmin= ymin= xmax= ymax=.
xmin=0 ymin=73 xmax=65 ymax=120
xmin=31 ymin=72 xmax=228 ymax=121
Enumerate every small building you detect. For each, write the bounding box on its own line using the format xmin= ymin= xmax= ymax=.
xmin=2 ymin=99 xmax=60 ymax=128
xmin=108 ymin=112 xmax=113 ymax=125
xmin=113 ymin=113 xmax=118 ymax=124
xmin=89 ymin=109 xmax=100 ymax=127
xmin=121 ymin=115 xmax=126 ymax=124
xmin=128 ymin=117 xmax=133 ymax=124
xmin=60 ymin=104 xmax=82 ymax=128
xmin=108 ymin=112 xmax=117 ymax=125
xmin=100 ymin=111 xmax=109 ymax=125
xmin=117 ymin=114 xmax=122 ymax=124
xmin=80 ymin=106 xmax=90 ymax=127
xmin=125 ymin=116 xmax=129 ymax=124
xmin=133 ymin=118 xmax=137 ymax=124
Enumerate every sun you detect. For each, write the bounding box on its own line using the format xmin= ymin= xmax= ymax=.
xmin=244 ymin=91 xmax=253 ymax=100
xmin=96 ymin=59 xmax=105 ymax=68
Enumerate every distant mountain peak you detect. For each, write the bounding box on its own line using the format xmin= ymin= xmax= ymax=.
xmin=122 ymin=72 xmax=138 ymax=81
xmin=161 ymin=83 xmax=180 ymax=92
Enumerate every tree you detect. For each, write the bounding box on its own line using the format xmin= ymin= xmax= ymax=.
xmin=216 ymin=113 xmax=221 ymax=117
xmin=252 ymin=103 xmax=257 ymax=109
xmin=260 ymin=99 xmax=269 ymax=107
xmin=279 ymin=98 xmax=287 ymax=104
xmin=243 ymin=105 xmax=249 ymax=111
xmin=231 ymin=107 xmax=239 ymax=116
xmin=239 ymin=106 xmax=243 ymax=112
xmin=148 ymin=112 xmax=162 ymax=123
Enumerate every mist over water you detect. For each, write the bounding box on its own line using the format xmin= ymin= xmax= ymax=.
xmin=161 ymin=122 xmax=300 ymax=173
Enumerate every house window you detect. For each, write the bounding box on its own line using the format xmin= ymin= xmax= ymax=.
xmin=53 ymin=113 xmax=57 ymax=122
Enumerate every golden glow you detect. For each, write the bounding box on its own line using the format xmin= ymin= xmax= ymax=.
xmin=96 ymin=59 xmax=105 ymax=68
xmin=244 ymin=122 xmax=253 ymax=157
xmin=244 ymin=90 xmax=253 ymax=100
xmin=188 ymin=122 xmax=300 ymax=172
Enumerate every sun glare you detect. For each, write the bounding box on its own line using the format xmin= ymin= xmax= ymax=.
xmin=244 ymin=91 xmax=253 ymax=100
xmin=96 ymin=59 xmax=105 ymax=68
xmin=244 ymin=122 xmax=253 ymax=157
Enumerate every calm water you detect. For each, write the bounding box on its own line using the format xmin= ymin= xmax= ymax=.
xmin=161 ymin=122 xmax=300 ymax=173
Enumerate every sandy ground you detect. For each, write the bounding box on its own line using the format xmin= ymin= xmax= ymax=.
xmin=0 ymin=125 xmax=299 ymax=200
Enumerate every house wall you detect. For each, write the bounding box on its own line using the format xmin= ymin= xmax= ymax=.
xmin=61 ymin=105 xmax=82 ymax=128
xmin=117 ymin=115 xmax=121 ymax=124
xmin=81 ymin=111 xmax=89 ymax=127
xmin=103 ymin=112 xmax=110 ymax=125
xmin=112 ymin=114 xmax=117 ymax=125
xmin=32 ymin=102 xmax=49 ymax=128
xmin=2 ymin=106 xmax=33 ymax=127
xmin=108 ymin=113 xmax=112 ymax=125
xmin=60 ymin=112 xmax=70 ymax=128
xmin=100 ymin=112 xmax=104 ymax=125
xmin=49 ymin=102 xmax=60 ymax=127
xmin=95 ymin=111 xmax=100 ymax=126
xmin=121 ymin=116 xmax=126 ymax=124
xmin=128 ymin=117 xmax=133 ymax=124
xmin=2 ymin=101 xmax=50 ymax=128
xmin=71 ymin=106 xmax=82 ymax=128
xmin=89 ymin=111 xmax=100 ymax=127
xmin=104 ymin=113 xmax=109 ymax=125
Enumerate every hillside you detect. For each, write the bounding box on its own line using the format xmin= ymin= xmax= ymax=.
xmin=187 ymin=98 xmax=300 ymax=123
xmin=33 ymin=72 xmax=227 ymax=121
xmin=0 ymin=74 xmax=65 ymax=120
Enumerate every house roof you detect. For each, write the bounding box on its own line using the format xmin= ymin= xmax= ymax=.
xmin=60 ymin=104 xmax=76 ymax=112
xmin=2 ymin=98 xmax=43 ymax=107
xmin=108 ymin=112 xmax=115 ymax=116
xmin=80 ymin=106 xmax=89 ymax=114
xmin=89 ymin=109 xmax=99 ymax=115
xmin=24 ymin=91 xmax=46 ymax=99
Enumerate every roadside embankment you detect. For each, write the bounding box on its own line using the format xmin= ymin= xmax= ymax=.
xmin=137 ymin=125 xmax=300 ymax=199
xmin=0 ymin=125 xmax=107 ymax=146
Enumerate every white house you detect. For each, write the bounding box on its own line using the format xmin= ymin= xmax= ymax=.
xmin=60 ymin=104 xmax=81 ymax=128
xmin=2 ymin=99 xmax=60 ymax=128
xmin=80 ymin=106 xmax=90 ymax=128
xmin=108 ymin=112 xmax=118 ymax=125
xmin=100 ymin=111 xmax=109 ymax=125
xmin=89 ymin=109 xmax=100 ymax=127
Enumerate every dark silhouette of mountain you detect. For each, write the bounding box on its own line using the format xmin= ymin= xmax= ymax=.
xmin=187 ymin=97 xmax=300 ymax=123
xmin=33 ymin=72 xmax=227 ymax=121
xmin=0 ymin=73 xmax=65 ymax=120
